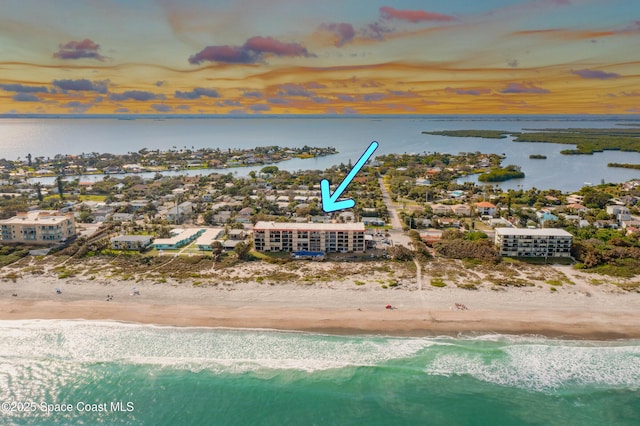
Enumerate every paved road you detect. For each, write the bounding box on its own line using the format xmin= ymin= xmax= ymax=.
xmin=378 ymin=177 xmax=412 ymax=248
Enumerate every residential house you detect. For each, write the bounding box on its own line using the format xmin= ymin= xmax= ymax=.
xmin=430 ymin=203 xmax=451 ymax=216
xmin=112 ymin=213 xmax=135 ymax=222
xmin=565 ymin=203 xmax=588 ymax=214
xmin=362 ymin=217 xmax=385 ymax=226
xmin=211 ymin=210 xmax=232 ymax=225
xmin=594 ymin=220 xmax=618 ymax=229
xmin=606 ymin=205 xmax=630 ymax=216
xmin=227 ymin=229 xmax=247 ymax=240
xmin=436 ymin=218 xmax=461 ymax=228
xmin=475 ymin=201 xmax=497 ymax=217
xmin=236 ymin=207 xmax=253 ymax=223
xmin=160 ymin=201 xmax=193 ymax=223
xmin=488 ymin=218 xmax=512 ymax=228
xmin=566 ymin=194 xmax=584 ymax=205
xmin=451 ymin=204 xmax=472 ymax=217
xmin=621 ymin=219 xmax=640 ymax=230
xmin=110 ymin=235 xmax=152 ymax=251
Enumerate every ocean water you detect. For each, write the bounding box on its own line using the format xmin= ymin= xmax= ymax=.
xmin=2 ymin=115 xmax=640 ymax=191
xmin=1 ymin=320 xmax=639 ymax=425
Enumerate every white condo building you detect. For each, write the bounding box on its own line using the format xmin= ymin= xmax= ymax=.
xmin=494 ymin=228 xmax=572 ymax=258
xmin=253 ymin=221 xmax=365 ymax=253
xmin=0 ymin=211 xmax=76 ymax=244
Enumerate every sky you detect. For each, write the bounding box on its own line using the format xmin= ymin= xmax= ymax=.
xmin=0 ymin=0 xmax=639 ymax=115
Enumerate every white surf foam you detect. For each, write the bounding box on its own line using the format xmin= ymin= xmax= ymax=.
xmin=425 ymin=339 xmax=640 ymax=391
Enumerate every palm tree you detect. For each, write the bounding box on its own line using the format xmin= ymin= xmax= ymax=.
xmin=56 ymin=175 xmax=65 ymax=200
xmin=34 ymin=182 xmax=43 ymax=202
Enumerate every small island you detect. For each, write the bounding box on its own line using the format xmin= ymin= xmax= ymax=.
xmin=422 ymin=130 xmax=513 ymax=139
xmin=608 ymin=163 xmax=640 ymax=170
xmin=529 ymin=154 xmax=547 ymax=159
xmin=478 ymin=165 xmax=525 ymax=182
xmin=425 ymin=127 xmax=640 ymax=155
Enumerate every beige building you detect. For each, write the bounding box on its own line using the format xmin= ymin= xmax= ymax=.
xmin=253 ymin=221 xmax=365 ymax=253
xmin=494 ymin=228 xmax=572 ymax=258
xmin=1 ymin=211 xmax=76 ymax=244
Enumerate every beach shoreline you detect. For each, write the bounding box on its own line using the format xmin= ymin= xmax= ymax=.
xmin=2 ymin=269 xmax=640 ymax=340
xmin=2 ymin=300 xmax=639 ymax=340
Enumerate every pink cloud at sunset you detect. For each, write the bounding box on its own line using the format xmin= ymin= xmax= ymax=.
xmin=189 ymin=36 xmax=311 ymax=65
xmin=53 ymin=39 xmax=106 ymax=61
xmin=379 ymin=6 xmax=455 ymax=23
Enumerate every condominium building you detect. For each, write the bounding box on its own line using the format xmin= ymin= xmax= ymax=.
xmin=253 ymin=221 xmax=365 ymax=253
xmin=0 ymin=211 xmax=76 ymax=244
xmin=494 ymin=227 xmax=573 ymax=258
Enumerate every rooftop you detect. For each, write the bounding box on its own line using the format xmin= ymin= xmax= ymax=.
xmin=494 ymin=227 xmax=572 ymax=237
xmin=1 ymin=210 xmax=72 ymax=225
xmin=110 ymin=235 xmax=152 ymax=242
xmin=195 ymin=228 xmax=224 ymax=245
xmin=253 ymin=221 xmax=365 ymax=232
xmin=475 ymin=201 xmax=496 ymax=208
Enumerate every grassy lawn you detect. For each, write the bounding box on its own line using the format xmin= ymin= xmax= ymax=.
xmin=78 ymin=194 xmax=107 ymax=202
xmin=250 ymin=251 xmax=291 ymax=261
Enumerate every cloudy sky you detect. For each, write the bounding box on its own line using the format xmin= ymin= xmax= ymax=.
xmin=1 ymin=0 xmax=639 ymax=114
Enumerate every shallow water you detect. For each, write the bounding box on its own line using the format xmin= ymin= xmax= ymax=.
xmin=1 ymin=320 xmax=639 ymax=425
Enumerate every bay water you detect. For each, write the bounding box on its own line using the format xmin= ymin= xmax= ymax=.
xmin=2 ymin=115 xmax=640 ymax=191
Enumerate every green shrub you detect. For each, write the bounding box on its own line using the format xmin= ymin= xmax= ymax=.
xmin=430 ymin=278 xmax=446 ymax=287
xmin=457 ymin=282 xmax=477 ymax=290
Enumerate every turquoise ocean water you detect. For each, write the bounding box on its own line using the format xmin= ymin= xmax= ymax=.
xmin=1 ymin=320 xmax=639 ymax=425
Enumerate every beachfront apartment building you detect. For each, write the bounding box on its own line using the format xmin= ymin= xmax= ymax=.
xmin=253 ymin=221 xmax=366 ymax=253
xmin=0 ymin=211 xmax=76 ymax=244
xmin=494 ymin=227 xmax=573 ymax=258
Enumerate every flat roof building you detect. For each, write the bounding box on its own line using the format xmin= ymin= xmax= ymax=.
xmin=253 ymin=221 xmax=365 ymax=253
xmin=110 ymin=235 xmax=152 ymax=251
xmin=195 ymin=228 xmax=224 ymax=251
xmin=494 ymin=227 xmax=572 ymax=258
xmin=1 ymin=211 xmax=76 ymax=244
xmin=153 ymin=228 xmax=205 ymax=250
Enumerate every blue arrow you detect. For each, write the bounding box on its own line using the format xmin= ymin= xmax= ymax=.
xmin=321 ymin=141 xmax=379 ymax=213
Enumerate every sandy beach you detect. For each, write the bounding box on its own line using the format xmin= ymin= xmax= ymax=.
xmin=2 ymin=259 xmax=640 ymax=339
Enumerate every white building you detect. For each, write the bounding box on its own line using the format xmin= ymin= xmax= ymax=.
xmin=160 ymin=201 xmax=193 ymax=223
xmin=195 ymin=228 xmax=224 ymax=251
xmin=494 ymin=228 xmax=572 ymax=258
xmin=253 ymin=221 xmax=365 ymax=253
xmin=110 ymin=235 xmax=152 ymax=251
